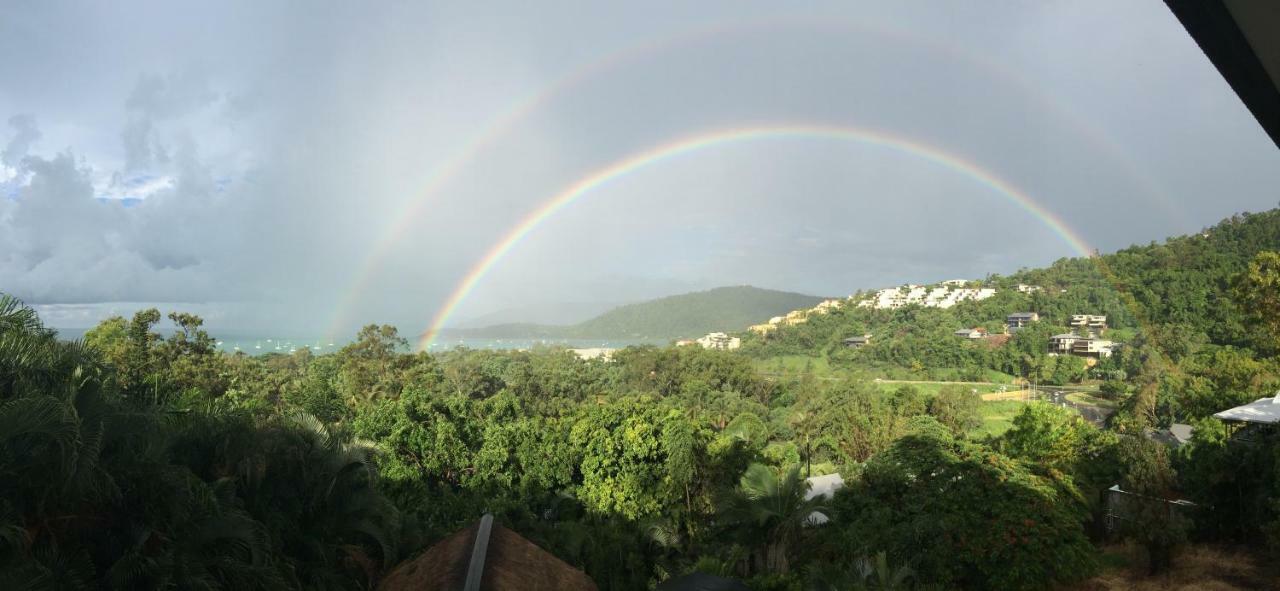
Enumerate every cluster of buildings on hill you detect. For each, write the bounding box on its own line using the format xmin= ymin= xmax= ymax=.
xmin=690 ymin=277 xmax=1122 ymax=362
xmin=842 ymin=312 xmax=1118 ymax=359
xmin=1007 ymin=312 xmax=1117 ymax=358
xmin=1051 ymin=314 xmax=1116 ymax=358
xmin=856 ymin=280 xmax=1010 ymax=310
xmin=745 ymin=280 xmax=1045 ymax=337
xmin=747 ymin=298 xmax=848 ymax=335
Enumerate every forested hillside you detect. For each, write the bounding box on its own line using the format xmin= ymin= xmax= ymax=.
xmin=4 ymin=210 xmax=1280 ymax=589
xmin=745 ymin=210 xmax=1280 ymax=405
xmin=569 ymin=285 xmax=825 ymax=338
xmin=450 ymin=285 xmax=826 ymax=339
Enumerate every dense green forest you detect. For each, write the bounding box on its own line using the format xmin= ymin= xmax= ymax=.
xmin=451 ymin=285 xmax=826 ymax=340
xmin=4 ymin=210 xmax=1280 ymax=589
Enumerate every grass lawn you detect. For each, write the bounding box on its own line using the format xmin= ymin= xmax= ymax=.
xmin=1066 ymin=391 xmax=1119 ymax=409
xmin=872 ymin=380 xmax=1009 ymax=397
xmin=753 ymin=354 xmax=833 ymax=374
xmin=971 ymin=400 xmax=1030 ymax=438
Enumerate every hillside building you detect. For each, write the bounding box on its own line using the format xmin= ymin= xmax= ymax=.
xmin=954 ymin=327 xmax=987 ymax=339
xmin=843 ymin=334 xmax=872 ymax=349
xmin=1049 ymin=333 xmax=1082 ymax=354
xmin=811 ymin=299 xmax=844 ymax=314
xmin=696 ymin=332 xmax=740 ymax=350
xmin=1072 ymin=338 xmax=1116 ymax=358
xmin=857 ymin=283 xmax=997 ymax=310
xmin=1071 ymin=314 xmax=1108 ymax=336
xmin=784 ymin=310 xmax=808 ymax=326
xmin=1007 ymin=312 xmax=1039 ymax=332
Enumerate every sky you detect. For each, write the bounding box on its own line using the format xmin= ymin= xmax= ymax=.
xmin=2 ymin=1 xmax=1279 ymax=337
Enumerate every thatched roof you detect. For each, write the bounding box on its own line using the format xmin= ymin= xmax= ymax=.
xmin=378 ymin=515 xmax=598 ymax=591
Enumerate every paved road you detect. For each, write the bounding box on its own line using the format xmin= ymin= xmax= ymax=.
xmin=1039 ymin=390 xmax=1114 ymax=425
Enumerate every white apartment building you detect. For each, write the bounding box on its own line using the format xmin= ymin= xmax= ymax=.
xmin=696 ymin=332 xmax=741 ymax=350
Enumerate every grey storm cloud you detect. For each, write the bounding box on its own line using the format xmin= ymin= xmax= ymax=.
xmin=1 ymin=0 xmax=1279 ymax=334
xmin=2 ymin=115 xmax=40 ymax=167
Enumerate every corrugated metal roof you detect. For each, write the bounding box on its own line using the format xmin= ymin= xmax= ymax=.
xmin=1213 ymin=394 xmax=1280 ymax=424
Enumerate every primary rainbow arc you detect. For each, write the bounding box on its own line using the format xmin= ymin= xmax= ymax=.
xmin=416 ymin=123 xmax=1094 ymax=351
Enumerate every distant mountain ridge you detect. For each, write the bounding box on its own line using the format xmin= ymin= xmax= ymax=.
xmin=453 ymin=301 xmax=621 ymax=328
xmin=445 ymin=286 xmax=827 ymax=340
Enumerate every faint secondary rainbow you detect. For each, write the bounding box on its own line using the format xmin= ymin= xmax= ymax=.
xmin=327 ymin=16 xmax=1174 ymax=341
xmin=415 ymin=124 xmax=1094 ymax=350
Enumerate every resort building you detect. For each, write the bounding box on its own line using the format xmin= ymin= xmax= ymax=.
xmin=696 ymin=332 xmax=741 ymax=350
xmin=811 ymin=299 xmax=845 ymax=314
xmin=1049 ymin=333 xmax=1082 ymax=354
xmin=784 ymin=310 xmax=809 ymax=326
xmin=1072 ymin=338 xmax=1116 ymax=358
xmin=1007 ymin=312 xmax=1040 ymax=332
xmin=856 ymin=282 xmax=997 ymax=310
xmin=1070 ymin=314 xmax=1108 ymax=336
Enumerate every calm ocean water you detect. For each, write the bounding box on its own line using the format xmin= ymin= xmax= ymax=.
xmin=53 ymin=327 xmax=662 ymax=356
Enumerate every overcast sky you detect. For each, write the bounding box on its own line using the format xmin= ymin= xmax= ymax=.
xmin=2 ymin=1 xmax=1279 ymax=336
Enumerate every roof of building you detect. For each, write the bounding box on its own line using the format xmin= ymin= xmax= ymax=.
xmin=1213 ymin=393 xmax=1280 ymax=424
xmin=1165 ymin=1 xmax=1280 ymax=149
xmin=378 ymin=515 xmax=598 ymax=591
xmin=1170 ymin=423 xmax=1194 ymax=444
xmin=657 ymin=573 xmax=751 ymax=591
xmin=1050 ymin=333 xmax=1081 ymax=340
xmin=802 ymin=473 xmax=843 ymax=525
xmin=1148 ymin=423 xmax=1195 ymax=447
xmin=805 ymin=473 xmax=844 ymax=501
xmin=1008 ymin=312 xmax=1039 ymax=318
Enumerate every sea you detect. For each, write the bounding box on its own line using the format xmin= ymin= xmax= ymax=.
xmin=52 ymin=327 xmax=663 ymax=356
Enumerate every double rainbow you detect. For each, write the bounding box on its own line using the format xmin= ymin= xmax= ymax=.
xmin=415 ymin=124 xmax=1094 ymax=350
xmin=326 ymin=16 xmax=1164 ymax=341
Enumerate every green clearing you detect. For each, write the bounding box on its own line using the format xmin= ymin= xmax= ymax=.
xmin=872 ymin=380 xmax=1008 ymax=397
xmin=752 ymin=355 xmax=1018 ymax=386
xmin=971 ymin=400 xmax=1031 ymax=438
xmin=1066 ymin=391 xmax=1119 ymax=409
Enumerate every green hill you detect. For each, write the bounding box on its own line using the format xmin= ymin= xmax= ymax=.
xmin=448 ymin=286 xmax=826 ymax=340
xmin=744 ymin=208 xmax=1280 ymax=391
xmin=565 ymin=285 xmax=826 ymax=339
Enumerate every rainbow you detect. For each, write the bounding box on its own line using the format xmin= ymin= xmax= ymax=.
xmin=326 ymin=17 xmax=1170 ymax=341
xmin=415 ymin=124 xmax=1094 ymax=350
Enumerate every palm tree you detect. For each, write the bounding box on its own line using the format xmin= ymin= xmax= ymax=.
xmin=719 ymin=463 xmax=827 ymax=575
xmin=0 ymin=295 xmax=286 ymax=589
xmin=807 ymin=552 xmax=917 ymax=590
xmin=2 ymin=295 xmax=398 ymax=590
